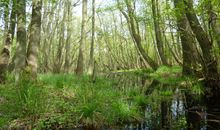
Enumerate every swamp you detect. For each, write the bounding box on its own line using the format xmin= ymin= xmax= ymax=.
xmin=0 ymin=0 xmax=220 ymax=129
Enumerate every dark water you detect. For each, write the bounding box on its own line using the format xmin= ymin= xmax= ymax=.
xmin=105 ymin=73 xmax=220 ymax=130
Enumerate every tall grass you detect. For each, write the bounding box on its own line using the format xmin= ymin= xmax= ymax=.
xmin=0 ymin=74 xmax=144 ymax=129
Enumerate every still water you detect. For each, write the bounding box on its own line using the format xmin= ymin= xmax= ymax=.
xmin=103 ymin=73 xmax=220 ymax=130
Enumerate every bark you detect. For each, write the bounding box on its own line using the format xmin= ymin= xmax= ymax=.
xmin=174 ymin=0 xmax=199 ymax=75
xmin=10 ymin=0 xmax=16 ymax=42
xmin=207 ymin=1 xmax=220 ymax=50
xmin=76 ymin=0 xmax=87 ymax=75
xmin=0 ymin=0 xmax=11 ymax=83
xmin=14 ymin=0 xmax=27 ymax=83
xmin=64 ymin=0 xmax=71 ymax=73
xmin=88 ymin=0 xmax=95 ymax=75
xmin=184 ymin=0 xmax=219 ymax=85
xmin=0 ymin=35 xmax=10 ymax=83
xmin=26 ymin=0 xmax=42 ymax=78
xmin=2 ymin=0 xmax=9 ymax=44
xmin=151 ymin=0 xmax=168 ymax=66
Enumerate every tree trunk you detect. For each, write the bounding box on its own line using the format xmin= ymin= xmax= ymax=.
xmin=88 ymin=0 xmax=95 ymax=75
xmin=14 ymin=0 xmax=27 ymax=83
xmin=184 ymin=0 xmax=219 ymax=87
xmin=26 ymin=0 xmax=42 ymax=78
xmin=10 ymin=0 xmax=16 ymax=43
xmin=0 ymin=0 xmax=12 ymax=83
xmin=174 ymin=0 xmax=200 ymax=75
xmin=207 ymin=1 xmax=220 ymax=50
xmin=64 ymin=0 xmax=72 ymax=73
xmin=151 ymin=0 xmax=168 ymax=66
xmin=118 ymin=0 xmax=158 ymax=70
xmin=76 ymin=0 xmax=87 ymax=75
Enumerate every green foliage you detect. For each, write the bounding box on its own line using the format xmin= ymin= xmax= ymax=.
xmin=191 ymin=82 xmax=204 ymax=95
xmin=18 ymin=80 xmax=49 ymax=117
xmin=150 ymin=66 xmax=183 ymax=84
xmin=39 ymin=74 xmax=75 ymax=88
xmin=160 ymin=89 xmax=173 ymax=97
xmin=172 ymin=116 xmax=187 ymax=129
xmin=133 ymin=94 xmax=148 ymax=107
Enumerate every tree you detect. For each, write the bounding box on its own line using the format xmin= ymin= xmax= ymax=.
xmin=117 ymin=0 xmax=158 ymax=70
xmin=207 ymin=0 xmax=220 ymax=49
xmin=76 ymin=0 xmax=88 ymax=75
xmin=14 ymin=0 xmax=27 ymax=83
xmin=151 ymin=0 xmax=168 ymax=66
xmin=174 ymin=0 xmax=200 ymax=75
xmin=64 ymin=0 xmax=72 ymax=73
xmin=88 ymin=0 xmax=95 ymax=75
xmin=184 ymin=0 xmax=219 ymax=87
xmin=26 ymin=0 xmax=42 ymax=78
xmin=0 ymin=0 xmax=10 ymax=83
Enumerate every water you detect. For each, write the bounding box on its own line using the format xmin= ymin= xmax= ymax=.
xmin=106 ymin=72 xmax=220 ymax=130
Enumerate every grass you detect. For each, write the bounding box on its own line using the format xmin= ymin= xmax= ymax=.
xmin=149 ymin=66 xmax=183 ymax=84
xmin=0 ymin=74 xmax=144 ymax=129
xmin=0 ymin=67 xmax=202 ymax=129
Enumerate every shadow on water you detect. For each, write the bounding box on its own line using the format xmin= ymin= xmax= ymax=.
xmin=105 ymin=73 xmax=220 ymax=130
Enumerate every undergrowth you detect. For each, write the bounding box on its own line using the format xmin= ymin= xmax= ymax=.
xmin=0 ymin=67 xmax=202 ymax=129
xmin=0 ymin=74 xmax=143 ymax=129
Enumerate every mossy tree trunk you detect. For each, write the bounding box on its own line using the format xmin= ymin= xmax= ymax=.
xmin=26 ymin=0 xmax=42 ymax=78
xmin=14 ymin=0 xmax=27 ymax=83
xmin=184 ymin=0 xmax=219 ymax=87
xmin=174 ymin=0 xmax=200 ymax=75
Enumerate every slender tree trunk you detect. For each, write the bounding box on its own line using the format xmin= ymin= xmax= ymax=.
xmin=151 ymin=0 xmax=168 ymax=66
xmin=76 ymin=0 xmax=87 ymax=75
xmin=5 ymin=0 xmax=17 ymax=72
xmin=117 ymin=0 xmax=158 ymax=70
xmin=88 ymin=0 xmax=95 ymax=75
xmin=2 ymin=0 xmax=9 ymax=45
xmin=64 ymin=0 xmax=71 ymax=73
xmin=14 ymin=0 xmax=27 ymax=83
xmin=54 ymin=1 xmax=66 ymax=73
xmin=26 ymin=0 xmax=42 ymax=78
xmin=10 ymin=0 xmax=16 ymax=43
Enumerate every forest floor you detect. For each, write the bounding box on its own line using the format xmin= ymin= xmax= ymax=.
xmin=0 ymin=66 xmax=201 ymax=129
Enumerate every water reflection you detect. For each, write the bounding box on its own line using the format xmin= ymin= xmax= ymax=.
xmin=106 ymin=73 xmax=220 ymax=130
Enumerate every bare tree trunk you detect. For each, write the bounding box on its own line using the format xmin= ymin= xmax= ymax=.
xmin=76 ymin=0 xmax=87 ymax=75
xmin=26 ymin=0 xmax=42 ymax=78
xmin=14 ymin=0 xmax=27 ymax=83
xmin=88 ymin=0 xmax=95 ymax=75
